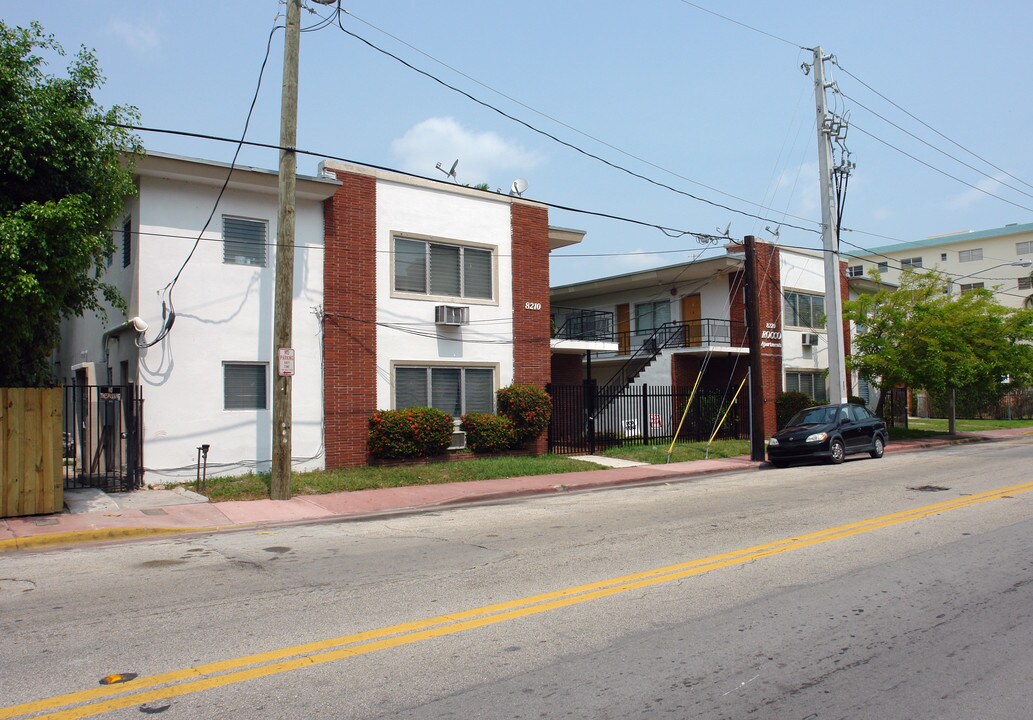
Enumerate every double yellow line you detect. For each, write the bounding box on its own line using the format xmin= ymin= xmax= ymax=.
xmin=5 ymin=479 xmax=1032 ymax=720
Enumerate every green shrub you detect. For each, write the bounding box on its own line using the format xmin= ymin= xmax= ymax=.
xmin=497 ymin=384 xmax=552 ymax=443
xmin=848 ymin=395 xmax=867 ymax=407
xmin=460 ymin=412 xmax=517 ymax=453
xmin=776 ymin=391 xmax=813 ymax=429
xmin=368 ymin=407 xmax=454 ymax=460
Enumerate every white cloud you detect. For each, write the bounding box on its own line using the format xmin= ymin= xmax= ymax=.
xmin=947 ymin=172 xmax=1010 ymax=210
xmin=108 ymin=18 xmax=160 ymax=55
xmin=390 ymin=117 xmax=544 ymax=187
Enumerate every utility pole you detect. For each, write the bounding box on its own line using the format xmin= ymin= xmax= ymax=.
xmin=812 ymin=46 xmax=848 ymax=404
xmin=743 ymin=235 xmax=766 ymax=461
xmin=271 ymin=0 xmax=301 ymax=500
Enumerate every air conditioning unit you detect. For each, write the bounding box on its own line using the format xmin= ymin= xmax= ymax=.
xmin=801 ymin=333 xmax=820 ymax=347
xmin=434 ymin=305 xmax=469 ymax=326
xmin=450 ymin=431 xmax=467 ymax=450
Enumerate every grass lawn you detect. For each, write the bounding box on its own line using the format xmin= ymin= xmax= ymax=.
xmin=599 ymin=438 xmax=751 ymax=464
xmin=889 ymin=417 xmax=1033 ymax=440
xmin=196 ymin=454 xmax=606 ymax=502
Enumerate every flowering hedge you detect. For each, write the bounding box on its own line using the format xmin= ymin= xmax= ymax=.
xmin=497 ymin=384 xmax=552 ymax=444
xmin=368 ymin=407 xmax=454 ymax=460
xmin=460 ymin=412 xmax=517 ymax=453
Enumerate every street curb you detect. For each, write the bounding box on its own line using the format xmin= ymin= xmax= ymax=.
xmin=0 ymin=526 xmax=218 ymax=554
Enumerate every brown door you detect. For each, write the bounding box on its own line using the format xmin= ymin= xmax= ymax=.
xmin=680 ymin=294 xmax=701 ymax=346
xmin=616 ymin=303 xmax=630 ymax=355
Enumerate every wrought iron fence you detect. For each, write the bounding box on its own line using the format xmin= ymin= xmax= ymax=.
xmin=63 ymin=384 xmax=144 ymax=492
xmin=548 ymin=381 xmax=748 ymax=455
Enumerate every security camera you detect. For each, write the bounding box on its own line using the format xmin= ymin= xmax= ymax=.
xmin=129 ymin=316 xmax=148 ymax=333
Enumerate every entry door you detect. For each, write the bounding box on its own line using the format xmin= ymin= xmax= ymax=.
xmin=680 ymin=294 xmax=702 ymax=346
xmin=616 ymin=304 xmax=630 ymax=355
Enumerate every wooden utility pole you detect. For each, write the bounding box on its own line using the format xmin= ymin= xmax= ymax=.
xmin=271 ymin=0 xmax=300 ymax=500
xmin=743 ymin=235 xmax=766 ymax=461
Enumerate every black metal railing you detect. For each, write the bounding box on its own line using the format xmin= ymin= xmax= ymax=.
xmin=63 ymin=384 xmax=144 ymax=492
xmin=600 ymin=319 xmax=748 ymax=392
xmin=548 ymin=381 xmax=748 ymax=455
xmin=552 ymin=307 xmax=615 ymax=342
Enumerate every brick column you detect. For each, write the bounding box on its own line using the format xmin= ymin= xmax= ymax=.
xmin=511 ymin=202 xmax=551 ymax=454
xmin=840 ymin=259 xmax=852 ymax=397
xmin=322 ymin=170 xmax=377 ymax=467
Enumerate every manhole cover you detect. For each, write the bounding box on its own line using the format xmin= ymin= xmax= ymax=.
xmin=908 ymin=485 xmax=950 ymax=492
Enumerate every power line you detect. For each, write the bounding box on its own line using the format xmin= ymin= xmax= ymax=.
xmin=832 ymin=59 xmax=1033 ymax=194
xmin=840 ymin=90 xmax=1033 ymax=203
xmin=331 ymin=17 xmax=821 ymax=235
xmin=114 ymin=122 xmax=729 ymax=243
xmin=674 ymin=0 xmax=809 ymax=51
xmin=343 ymin=9 xmax=820 ymax=231
xmin=850 ymin=124 xmax=1033 ymax=215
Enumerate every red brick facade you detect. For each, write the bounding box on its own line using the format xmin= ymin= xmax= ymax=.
xmin=550 ymin=354 xmax=583 ymax=385
xmin=322 ymin=170 xmax=377 ymax=468
xmin=511 ymin=202 xmax=552 ymax=454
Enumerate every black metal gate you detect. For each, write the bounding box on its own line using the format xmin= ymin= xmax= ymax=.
xmin=548 ymin=381 xmax=748 ymax=455
xmin=63 ymin=384 xmax=144 ymax=492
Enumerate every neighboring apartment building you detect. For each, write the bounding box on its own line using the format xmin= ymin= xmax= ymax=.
xmin=851 ymin=221 xmax=1033 ymax=308
xmin=57 ymin=152 xmax=581 ymax=484
xmin=550 ymin=240 xmax=876 ymax=438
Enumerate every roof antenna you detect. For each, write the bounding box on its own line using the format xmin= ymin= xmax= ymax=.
xmin=435 ymin=159 xmax=459 ymax=182
xmin=765 ymin=224 xmax=781 ymax=239
xmin=717 ymin=222 xmax=731 ymax=238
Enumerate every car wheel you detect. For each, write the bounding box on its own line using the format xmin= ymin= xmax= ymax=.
xmin=829 ymin=438 xmax=845 ymax=464
xmin=870 ymin=435 xmax=885 ymax=459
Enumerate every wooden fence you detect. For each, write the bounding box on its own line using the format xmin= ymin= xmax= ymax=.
xmin=1 ymin=388 xmax=63 ymax=517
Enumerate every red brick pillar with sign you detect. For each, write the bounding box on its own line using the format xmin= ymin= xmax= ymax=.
xmin=511 ymin=201 xmax=551 ymax=455
xmin=322 ymin=169 xmax=377 ymax=468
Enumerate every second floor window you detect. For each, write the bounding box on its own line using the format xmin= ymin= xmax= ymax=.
xmin=959 ymin=282 xmax=984 ymax=293
xmin=959 ymin=248 xmax=983 ymax=263
xmin=784 ymin=291 xmax=825 ymax=329
xmin=223 ymin=216 xmax=268 ymax=266
xmin=847 ymin=265 xmax=863 ymax=278
xmin=394 ymin=237 xmax=493 ymax=300
xmin=634 ymin=301 xmax=670 ymax=333
xmin=901 ymin=257 xmax=923 ymax=269
xmin=1017 ymin=240 xmax=1032 ymax=256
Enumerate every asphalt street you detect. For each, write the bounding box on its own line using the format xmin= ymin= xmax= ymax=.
xmin=2 ymin=437 xmax=1032 ymax=719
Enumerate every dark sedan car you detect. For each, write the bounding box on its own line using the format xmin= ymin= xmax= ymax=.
xmin=767 ymin=403 xmax=888 ymax=467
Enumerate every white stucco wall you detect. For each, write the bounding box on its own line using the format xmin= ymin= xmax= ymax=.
xmin=59 ymin=159 xmax=334 ymax=483
xmin=779 ymin=249 xmax=828 ymax=373
xmin=374 ymin=179 xmax=516 ymax=411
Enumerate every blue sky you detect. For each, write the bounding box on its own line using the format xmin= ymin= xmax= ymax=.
xmin=6 ymin=1 xmax=1033 ymax=285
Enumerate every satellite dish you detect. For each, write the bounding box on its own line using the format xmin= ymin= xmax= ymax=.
xmin=510 ymin=178 xmax=528 ymax=197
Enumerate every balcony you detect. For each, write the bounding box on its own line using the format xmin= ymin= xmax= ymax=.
xmin=601 ymin=318 xmax=747 ymax=358
xmin=551 ymin=307 xmax=619 ymax=353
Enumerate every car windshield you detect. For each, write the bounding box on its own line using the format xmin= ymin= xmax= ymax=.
xmin=788 ymin=406 xmax=837 ymax=426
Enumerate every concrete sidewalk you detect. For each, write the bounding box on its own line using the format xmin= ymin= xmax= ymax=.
xmin=2 ymin=427 xmax=1029 ymax=553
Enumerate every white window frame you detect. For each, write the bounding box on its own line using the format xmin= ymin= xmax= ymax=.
xmin=392 ymin=363 xmax=498 ymax=419
xmin=634 ymin=300 xmax=670 ymax=333
xmin=785 ymin=370 xmax=828 ymax=403
xmin=901 ymin=257 xmax=923 ymax=269
xmin=847 ymin=265 xmax=863 ymax=278
xmin=959 ymin=248 xmax=983 ymax=263
xmin=223 ymin=362 xmax=268 ymax=410
xmin=1018 ymin=276 xmax=1032 ymax=291
xmin=877 ymin=261 xmax=889 ymax=272
xmin=391 ymin=234 xmax=496 ymax=303
xmin=959 ymin=282 xmax=985 ymax=293
xmin=1017 ymin=240 xmax=1033 ymax=256
xmin=783 ymin=291 xmax=825 ymax=330
xmin=223 ymin=216 xmax=268 ymax=267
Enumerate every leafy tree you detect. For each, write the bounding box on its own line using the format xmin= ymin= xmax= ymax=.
xmin=0 ymin=21 xmax=142 ymax=386
xmin=844 ymin=270 xmax=1033 ymax=432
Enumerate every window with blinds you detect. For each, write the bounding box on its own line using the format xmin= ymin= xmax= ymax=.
xmin=394 ymin=366 xmax=495 ymax=418
xmin=224 ymin=363 xmax=268 ymax=410
xmin=785 ymin=370 xmax=828 ymax=403
xmin=223 ymin=216 xmax=268 ymax=266
xmin=393 ymin=236 xmax=493 ymax=300
xmin=783 ymin=291 xmax=825 ymax=329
